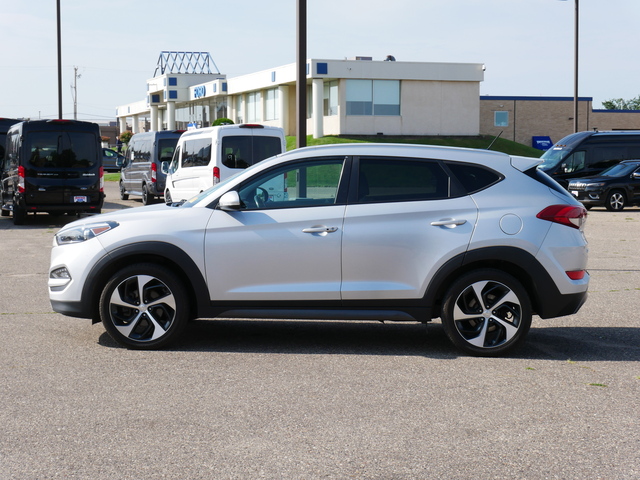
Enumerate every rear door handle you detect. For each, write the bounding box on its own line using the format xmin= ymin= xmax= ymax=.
xmin=430 ymin=218 xmax=467 ymax=228
xmin=302 ymin=226 xmax=339 ymax=234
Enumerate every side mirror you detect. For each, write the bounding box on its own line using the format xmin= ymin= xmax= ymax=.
xmin=161 ymin=161 xmax=170 ymax=175
xmin=218 ymin=191 xmax=242 ymax=211
xmin=633 ymin=172 xmax=640 ymax=179
xmin=116 ymin=157 xmax=124 ymax=168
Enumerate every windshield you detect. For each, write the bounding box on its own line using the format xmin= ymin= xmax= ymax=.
xmin=539 ymin=147 xmax=571 ymax=169
xmin=600 ymin=163 xmax=637 ymax=177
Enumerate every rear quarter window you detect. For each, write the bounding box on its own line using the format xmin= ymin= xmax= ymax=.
xmin=445 ymin=162 xmax=503 ymax=194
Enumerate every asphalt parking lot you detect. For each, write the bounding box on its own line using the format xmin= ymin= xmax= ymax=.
xmin=1 ymin=181 xmax=638 ymax=479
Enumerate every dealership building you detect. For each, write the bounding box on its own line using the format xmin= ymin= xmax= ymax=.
xmin=116 ymin=52 xmax=640 ymax=148
xmin=116 ymin=52 xmax=485 ymax=139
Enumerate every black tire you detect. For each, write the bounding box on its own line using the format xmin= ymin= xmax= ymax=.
xmin=119 ymin=181 xmax=129 ymax=200
xmin=164 ymin=189 xmax=172 ymax=204
xmin=99 ymin=263 xmax=190 ymax=350
xmin=142 ymin=184 xmax=154 ymax=205
xmin=1 ymin=207 xmax=9 ymax=217
xmin=441 ymin=269 xmax=532 ymax=357
xmin=12 ymin=201 xmax=26 ymax=225
xmin=605 ymin=190 xmax=625 ymax=212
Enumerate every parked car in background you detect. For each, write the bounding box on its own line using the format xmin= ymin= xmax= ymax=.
xmin=539 ymin=130 xmax=640 ymax=187
xmin=119 ymin=130 xmax=183 ymax=205
xmin=164 ymin=124 xmax=285 ymax=203
xmin=1 ymin=119 xmax=103 ymax=224
xmin=567 ymin=160 xmax=640 ymax=211
xmin=49 ymin=144 xmax=589 ymax=356
xmin=102 ymin=148 xmax=125 ymax=172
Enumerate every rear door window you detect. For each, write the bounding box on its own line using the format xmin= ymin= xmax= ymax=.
xmin=356 ymin=157 xmax=450 ymax=203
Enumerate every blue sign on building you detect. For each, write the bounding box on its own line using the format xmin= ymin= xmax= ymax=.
xmin=194 ymin=85 xmax=206 ymax=99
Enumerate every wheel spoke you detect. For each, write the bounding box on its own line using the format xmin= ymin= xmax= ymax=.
xmin=466 ymin=318 xmax=490 ymax=347
xmin=490 ymin=315 xmax=520 ymax=342
xmin=115 ymin=311 xmax=145 ymax=338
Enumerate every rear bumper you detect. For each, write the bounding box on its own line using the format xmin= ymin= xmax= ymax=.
xmin=536 ymin=289 xmax=588 ymax=319
xmin=21 ymin=193 xmax=104 ymax=212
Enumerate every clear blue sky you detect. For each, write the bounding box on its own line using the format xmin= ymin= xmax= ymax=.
xmin=1 ymin=0 xmax=638 ymax=122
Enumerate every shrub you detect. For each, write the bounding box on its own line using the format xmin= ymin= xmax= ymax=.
xmin=212 ymin=118 xmax=234 ymax=126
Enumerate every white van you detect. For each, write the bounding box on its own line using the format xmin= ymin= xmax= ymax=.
xmin=163 ymin=124 xmax=285 ymax=203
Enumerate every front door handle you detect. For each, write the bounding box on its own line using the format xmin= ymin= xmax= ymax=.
xmin=302 ymin=226 xmax=339 ymax=234
xmin=430 ymin=218 xmax=467 ymax=228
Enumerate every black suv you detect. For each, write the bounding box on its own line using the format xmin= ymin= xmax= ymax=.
xmin=568 ymin=160 xmax=640 ymax=211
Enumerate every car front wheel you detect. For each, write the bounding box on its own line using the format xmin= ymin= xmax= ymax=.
xmin=605 ymin=190 xmax=626 ymax=211
xmin=99 ymin=263 xmax=189 ymax=349
xmin=441 ymin=269 xmax=532 ymax=356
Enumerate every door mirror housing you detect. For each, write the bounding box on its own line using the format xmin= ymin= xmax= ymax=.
xmin=218 ymin=191 xmax=242 ymax=211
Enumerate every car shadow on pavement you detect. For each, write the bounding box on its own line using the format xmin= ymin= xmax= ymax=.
xmin=99 ymin=319 xmax=458 ymax=359
xmin=98 ymin=319 xmax=640 ymax=361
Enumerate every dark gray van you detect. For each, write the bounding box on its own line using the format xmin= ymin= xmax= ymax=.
xmin=1 ymin=119 xmax=103 ymax=224
xmin=539 ymin=130 xmax=640 ymax=187
xmin=119 ymin=130 xmax=183 ymax=205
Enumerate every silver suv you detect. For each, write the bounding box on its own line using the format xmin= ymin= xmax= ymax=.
xmin=49 ymin=144 xmax=589 ymax=356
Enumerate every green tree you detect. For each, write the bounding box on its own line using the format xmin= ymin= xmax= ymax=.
xmin=602 ymin=95 xmax=640 ymax=110
xmin=119 ymin=131 xmax=133 ymax=143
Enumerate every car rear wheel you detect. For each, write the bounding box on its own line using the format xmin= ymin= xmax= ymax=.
xmin=119 ymin=181 xmax=129 ymax=201
xmin=12 ymin=200 xmax=26 ymax=225
xmin=605 ymin=190 xmax=625 ymax=211
xmin=99 ymin=263 xmax=189 ymax=349
xmin=142 ymin=184 xmax=154 ymax=205
xmin=441 ymin=269 xmax=532 ymax=356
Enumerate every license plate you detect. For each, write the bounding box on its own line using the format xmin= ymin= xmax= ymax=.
xmin=571 ymin=191 xmax=578 ymax=197
xmin=73 ymin=196 xmax=88 ymax=203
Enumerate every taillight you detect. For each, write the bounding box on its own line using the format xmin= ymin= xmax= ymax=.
xmin=99 ymin=166 xmax=104 ymax=192
xmin=536 ymin=204 xmax=587 ymax=230
xmin=17 ymin=165 xmax=25 ymax=193
xmin=151 ymin=162 xmax=157 ymax=183
xmin=213 ymin=166 xmax=220 ymax=184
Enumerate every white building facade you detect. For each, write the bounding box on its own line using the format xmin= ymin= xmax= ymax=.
xmin=116 ymin=57 xmax=485 ymax=138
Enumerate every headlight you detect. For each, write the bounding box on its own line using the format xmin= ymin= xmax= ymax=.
xmin=584 ymin=182 xmax=605 ymax=190
xmin=55 ymin=221 xmax=119 ymax=245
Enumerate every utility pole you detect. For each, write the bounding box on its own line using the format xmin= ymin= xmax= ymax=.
xmin=56 ymin=0 xmax=63 ymax=119
xmin=296 ymin=0 xmax=307 ymax=148
xmin=71 ymin=66 xmax=81 ymax=120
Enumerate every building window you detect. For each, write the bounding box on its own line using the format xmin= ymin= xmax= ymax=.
xmin=324 ymin=80 xmax=338 ymax=116
xmin=265 ymin=88 xmax=279 ymax=121
xmin=346 ymin=80 xmax=400 ymax=116
xmin=494 ymin=111 xmax=509 ymax=127
xmin=246 ymin=91 xmax=262 ymax=122
xmin=236 ymin=95 xmax=244 ymax=124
